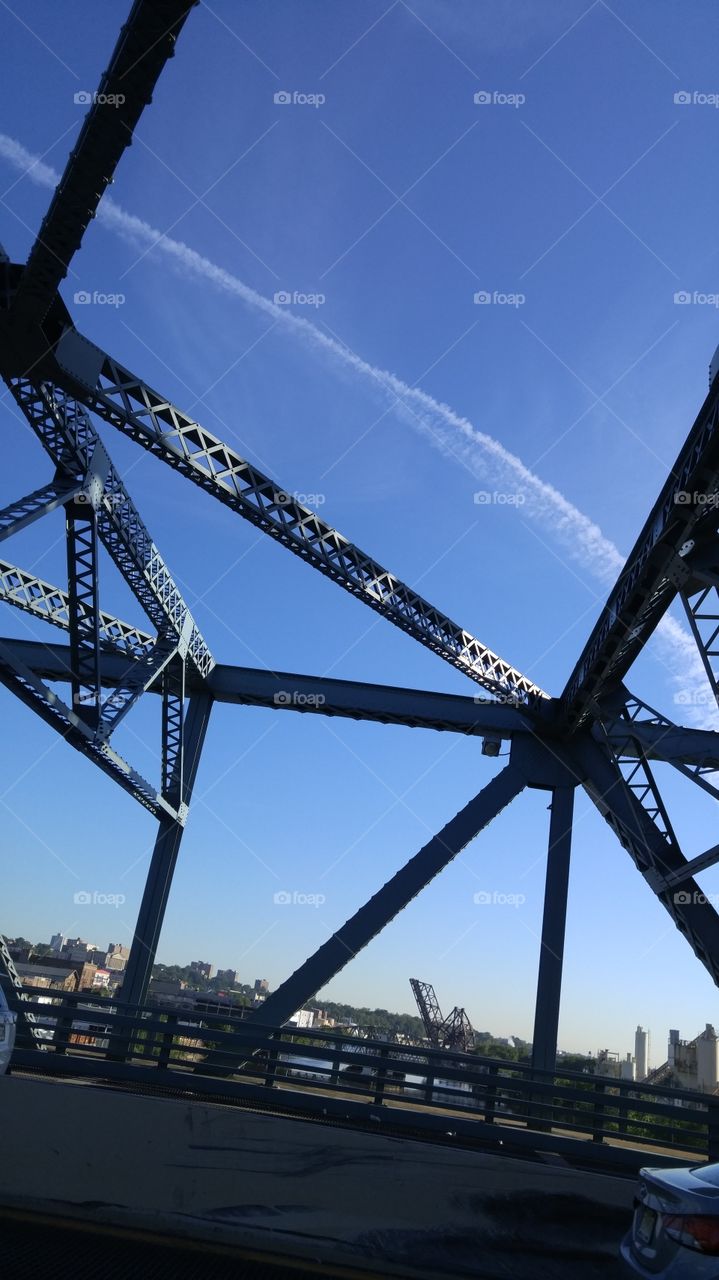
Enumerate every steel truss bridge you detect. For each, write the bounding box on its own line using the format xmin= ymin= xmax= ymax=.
xmin=2 ymin=0 xmax=719 ymax=1082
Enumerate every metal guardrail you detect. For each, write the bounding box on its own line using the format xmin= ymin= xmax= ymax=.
xmin=8 ymin=989 xmax=719 ymax=1163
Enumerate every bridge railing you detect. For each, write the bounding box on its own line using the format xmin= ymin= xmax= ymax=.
xmin=9 ymin=989 xmax=719 ymax=1162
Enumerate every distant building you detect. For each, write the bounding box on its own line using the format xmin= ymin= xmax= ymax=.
xmin=665 ymin=1025 xmax=719 ymax=1092
xmin=254 ymin=978 xmax=269 ymax=993
xmin=635 ymin=1026 xmax=649 ymax=1081
xmin=106 ymin=943 xmax=129 ymax=962
xmin=62 ymin=937 xmax=93 ymax=955
xmin=149 ymin=979 xmax=187 ymax=997
xmin=595 ymin=1049 xmax=635 ymax=1081
xmin=49 ymin=933 xmax=66 ymax=954
xmin=7 ymin=942 xmax=32 ymax=963
xmin=91 ymin=969 xmax=111 ymax=989
xmin=216 ymin=968 xmax=237 ymax=987
xmin=67 ymin=943 xmax=97 ymax=963
xmin=15 ymin=963 xmax=77 ymax=992
xmin=288 ymin=1009 xmax=314 ymax=1029
xmin=190 ymin=960 xmax=213 ymax=980
xmin=23 ymin=953 xmax=97 ymax=992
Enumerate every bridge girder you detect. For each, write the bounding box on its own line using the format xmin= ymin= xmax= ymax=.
xmin=1 ymin=0 xmax=719 ymax=1077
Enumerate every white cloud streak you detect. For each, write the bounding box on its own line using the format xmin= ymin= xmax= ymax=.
xmin=0 ymin=132 xmax=713 ymax=722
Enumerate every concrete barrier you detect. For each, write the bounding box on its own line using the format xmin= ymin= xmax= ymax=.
xmin=1 ymin=1074 xmax=637 ymax=1277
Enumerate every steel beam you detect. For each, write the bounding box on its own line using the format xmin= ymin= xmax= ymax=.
xmin=161 ymin=653 xmax=186 ymax=808
xmin=664 ymin=843 xmax=719 ymax=889
xmin=562 ymin=379 xmax=719 ymax=727
xmin=65 ymin=498 xmax=102 ymax=728
xmin=249 ymin=762 xmax=527 ymax=1028
xmin=604 ymin=718 xmax=719 ymax=771
xmin=6 ymin=379 xmax=213 ymax=677
xmin=531 ymin=786 xmax=574 ymax=1074
xmin=680 ymin=581 xmax=719 ymax=711
xmin=0 ymin=479 xmax=82 ymax=544
xmin=120 ymin=691 xmax=212 ymax=1008
xmin=0 ymin=934 xmax=47 ymax=1048
xmin=10 ymin=0 xmax=197 ymax=330
xmin=578 ymin=737 xmax=719 ymax=986
xmin=0 ymin=637 xmax=177 ymax=819
xmin=98 ymin=639 xmax=178 ymax=740
xmin=599 ymin=690 xmax=719 ymax=798
xmin=48 ymin=335 xmax=546 ymax=708
xmin=0 ymin=636 xmax=535 ymax=738
xmin=0 ymin=561 xmax=154 ymax=658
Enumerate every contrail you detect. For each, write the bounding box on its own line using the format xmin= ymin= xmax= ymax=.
xmin=0 ymin=132 xmax=713 ymax=723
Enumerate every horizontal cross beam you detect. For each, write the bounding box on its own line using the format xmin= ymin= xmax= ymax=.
xmin=1 ymin=636 xmax=536 ymax=738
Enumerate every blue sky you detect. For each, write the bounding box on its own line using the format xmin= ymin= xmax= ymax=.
xmin=1 ymin=0 xmax=719 ymax=1060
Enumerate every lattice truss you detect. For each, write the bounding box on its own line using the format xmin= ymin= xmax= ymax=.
xmin=1 ymin=0 xmax=719 ymax=1062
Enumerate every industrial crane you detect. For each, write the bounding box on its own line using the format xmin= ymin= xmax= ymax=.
xmin=409 ymin=979 xmax=475 ymax=1055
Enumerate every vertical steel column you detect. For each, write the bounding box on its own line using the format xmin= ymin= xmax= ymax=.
xmin=65 ymin=499 xmax=101 ymax=729
xmin=121 ymin=691 xmax=212 ymax=1009
xmin=161 ymin=654 xmax=185 ymax=808
xmin=531 ymin=785 xmax=575 ymax=1074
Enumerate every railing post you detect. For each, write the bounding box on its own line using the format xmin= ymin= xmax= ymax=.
xmin=528 ymin=1066 xmax=552 ymax=1134
xmin=53 ymin=998 xmax=75 ymax=1055
xmin=373 ymin=1047 xmax=389 ymax=1105
xmin=484 ymin=1064 xmax=498 ymax=1124
xmin=157 ymin=1012 xmax=178 ymax=1069
xmin=107 ymin=1000 xmax=137 ymax=1063
xmin=424 ymin=1063 xmax=435 ymax=1106
xmin=264 ymin=1046 xmax=279 ymax=1088
xmin=592 ymin=1079 xmax=606 ymax=1143
xmin=617 ymin=1083 xmax=629 ymax=1139
xmin=708 ymin=1099 xmax=719 ymax=1162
